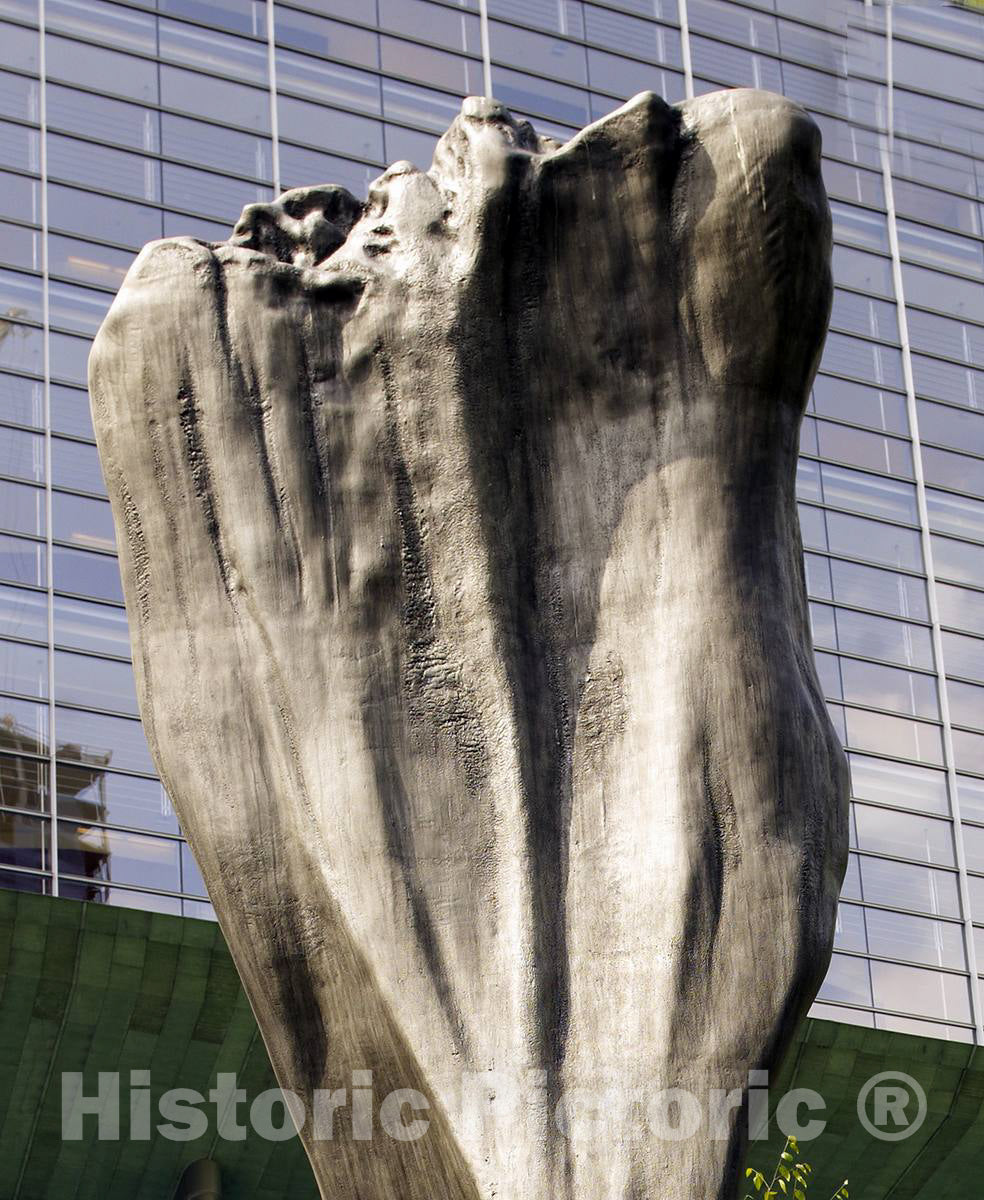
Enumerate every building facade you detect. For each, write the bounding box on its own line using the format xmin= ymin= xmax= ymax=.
xmin=0 ymin=0 xmax=982 ymax=1046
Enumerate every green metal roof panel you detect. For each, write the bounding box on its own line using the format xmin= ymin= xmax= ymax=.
xmin=1 ymin=891 xmax=982 ymax=1199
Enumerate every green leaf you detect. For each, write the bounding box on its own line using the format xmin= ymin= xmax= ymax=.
xmin=779 ymin=1167 xmax=791 ymax=1182
xmin=794 ymin=1190 xmax=806 ymax=1200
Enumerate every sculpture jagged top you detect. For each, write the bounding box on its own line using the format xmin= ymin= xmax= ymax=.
xmin=89 ymin=90 xmax=848 ymax=1200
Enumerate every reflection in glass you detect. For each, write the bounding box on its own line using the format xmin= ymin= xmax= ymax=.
xmin=58 ymin=819 xmax=180 ymax=892
xmin=56 ymin=705 xmax=153 ymax=776
xmin=0 ymin=809 xmax=48 ymax=871
xmin=0 ymin=752 xmax=47 ymax=812
xmin=58 ymin=764 xmax=175 ymax=835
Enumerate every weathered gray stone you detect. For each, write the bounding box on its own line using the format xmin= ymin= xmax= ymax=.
xmin=89 ymin=89 xmax=849 ymax=1199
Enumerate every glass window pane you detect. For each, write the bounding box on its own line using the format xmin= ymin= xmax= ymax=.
xmin=938 ymin=582 xmax=984 ymax=637
xmin=0 ymin=637 xmax=47 ymax=699
xmin=953 ymin=729 xmax=984 ymax=776
xmin=0 ymin=119 xmax=40 ymax=173
xmin=52 ymin=492 xmax=116 ymax=553
xmin=48 ymin=183 xmax=162 ymax=249
xmin=804 ymin=509 xmax=924 ymax=571
xmin=838 ymin=903 xmax=966 ymax=970
xmin=839 ymin=705 xmax=944 ymax=766
xmin=967 ymin=873 xmax=984 ymax=922
xmin=817 ymin=463 xmax=918 ymax=523
xmin=960 ymin=776 xmax=984 ymax=824
xmin=490 ymin=20 xmax=587 ymax=85
xmin=60 ymin=876 xmax=181 ymax=912
xmin=0 ymin=479 xmax=45 ymax=539
xmin=158 ymin=0 xmax=265 ymax=37
xmin=55 ymin=648 xmax=138 ymax=715
xmin=831 ymin=201 xmax=890 ymax=254
xmin=853 ymin=803 xmax=954 ymax=865
xmin=0 ymin=22 xmax=39 ymax=73
xmin=809 ymin=555 xmax=928 ymax=620
xmin=0 ymin=809 xmax=48 ymax=872
xmin=899 ymin=219 xmax=984 ymax=278
xmin=46 ymin=35 xmax=159 ymax=105
xmin=56 ymin=705 xmax=153 ymax=775
xmin=913 ymin=353 xmax=984 ymax=410
xmin=0 ymin=533 xmax=46 ymax=589
xmin=47 ymin=133 xmax=161 ymax=203
xmin=812 ymin=375 xmax=908 ymax=434
xmin=161 ymin=113 xmax=272 ymax=180
xmin=47 ymin=84 xmax=160 ymax=154
xmin=162 ymin=211 xmax=230 ymax=242
xmin=275 ymin=5 xmax=379 ymax=69
xmin=0 ymin=169 xmax=41 ymax=225
xmin=810 ymin=1001 xmax=874 ymax=1028
xmin=277 ymin=95 xmax=384 ymax=163
xmin=46 ymin=0 xmax=157 ymax=54
xmin=813 ymin=420 xmax=912 ymax=478
xmin=277 ymin=47 xmax=381 ymax=116
xmin=491 ymin=65 xmax=590 ymax=126
xmin=822 ymin=655 xmax=939 ymax=719
xmin=381 ymin=78 xmax=461 ymax=135
xmin=53 ymin=595 xmax=129 ymax=658
xmin=0 ymin=266 xmax=42 ymax=325
xmin=0 ymin=752 xmax=47 ymax=812
xmin=50 ymin=330 xmax=91 ymax=386
xmin=817 ymin=952 xmax=872 ymax=1007
xmin=822 ymin=331 xmax=905 ymax=390
xmin=830 ymin=289 xmax=897 ymax=343
xmin=48 ymin=282 xmax=113 ymax=338
xmin=0 ymin=582 xmax=47 ymax=643
xmin=180 ymin=841 xmax=207 ymax=895
xmin=159 ymin=17 xmax=268 ymax=83
xmin=160 ymin=64 xmax=270 ymax=132
xmin=923 ymin=447 xmax=984 ymax=498
xmin=58 ymin=763 xmax=175 ymax=834
xmin=378 ymin=0 xmax=481 ymax=54
xmin=48 ymin=235 xmax=132 ymax=292
xmin=53 ymin=545 xmax=123 ymax=604
xmin=0 ymin=320 xmax=42 ymax=376
xmin=0 ymin=694 xmax=48 ymax=758
xmin=903 ymin=262 xmax=984 ymax=323
xmin=58 ymin=819 xmax=180 ymax=891
xmin=0 ymin=222 xmax=41 ymax=274
xmin=161 ymin=162 xmax=271 ymax=223
xmin=856 ymin=854 xmax=961 ymax=917
xmin=907 ymin=308 xmax=984 ymax=368
xmin=823 ymin=160 xmax=884 ymax=209
xmin=0 ymin=424 xmax=43 ymax=484
xmin=932 ymin=535 xmax=984 ymax=589
xmin=0 ymin=372 xmax=43 ymax=429
xmin=927 ymin=489 xmax=984 ymax=542
xmin=811 ymin=603 xmax=934 ymax=669
xmin=831 ymin=244 xmax=894 ymax=299
xmin=277 ymin=144 xmax=375 ymax=201
xmin=870 ymin=960 xmax=971 ymax=1023
xmin=849 ymin=753 xmax=949 ymax=815
xmin=50 ymin=385 xmax=94 ymax=441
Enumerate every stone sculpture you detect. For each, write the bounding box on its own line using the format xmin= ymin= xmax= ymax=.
xmin=89 ymin=88 xmax=849 ymax=1199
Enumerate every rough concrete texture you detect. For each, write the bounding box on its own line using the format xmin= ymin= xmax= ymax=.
xmin=89 ymin=89 xmax=849 ymax=1200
